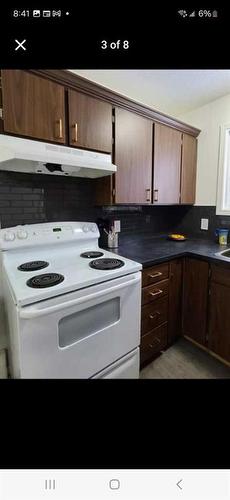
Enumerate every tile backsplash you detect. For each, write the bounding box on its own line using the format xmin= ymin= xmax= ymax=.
xmin=1 ymin=171 xmax=230 ymax=241
xmin=0 ymin=171 xmax=97 ymax=228
xmin=175 ymin=205 xmax=230 ymax=240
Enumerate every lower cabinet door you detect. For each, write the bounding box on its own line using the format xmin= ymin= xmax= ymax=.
xmin=182 ymin=258 xmax=209 ymax=346
xmin=140 ymin=323 xmax=167 ymax=366
xmin=209 ymin=281 xmax=230 ymax=362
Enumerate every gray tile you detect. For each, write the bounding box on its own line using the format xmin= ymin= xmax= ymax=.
xmin=140 ymin=338 xmax=230 ymax=379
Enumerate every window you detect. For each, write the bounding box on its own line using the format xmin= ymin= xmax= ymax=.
xmin=216 ymin=124 xmax=230 ymax=215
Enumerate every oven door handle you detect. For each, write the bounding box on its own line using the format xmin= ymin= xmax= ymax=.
xmin=18 ymin=274 xmax=141 ymax=319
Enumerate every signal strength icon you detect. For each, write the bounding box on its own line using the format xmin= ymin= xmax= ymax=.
xmin=189 ymin=11 xmax=196 ymax=17
xmin=178 ymin=10 xmax=187 ymax=18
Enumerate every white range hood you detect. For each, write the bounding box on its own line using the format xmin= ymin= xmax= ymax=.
xmin=0 ymin=134 xmax=117 ymax=178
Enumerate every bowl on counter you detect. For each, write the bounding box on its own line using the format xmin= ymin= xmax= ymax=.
xmin=167 ymin=233 xmax=187 ymax=241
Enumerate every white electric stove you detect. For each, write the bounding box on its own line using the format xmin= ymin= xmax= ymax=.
xmin=0 ymin=222 xmax=142 ymax=379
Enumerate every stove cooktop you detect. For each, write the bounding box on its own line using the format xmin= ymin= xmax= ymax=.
xmin=3 ymin=246 xmax=141 ymax=306
xmin=80 ymin=251 xmax=104 ymax=258
xmin=18 ymin=260 xmax=49 ymax=272
xmin=27 ymin=273 xmax=65 ymax=289
xmin=89 ymin=258 xmax=125 ymax=270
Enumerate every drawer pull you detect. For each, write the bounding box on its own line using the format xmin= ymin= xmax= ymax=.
xmin=149 ymin=312 xmax=160 ymax=320
xmin=149 ymin=338 xmax=161 ymax=347
xmin=72 ymin=123 xmax=78 ymax=142
xmin=149 ymin=289 xmax=163 ymax=297
xmin=56 ymin=118 xmax=63 ymax=139
xmin=145 ymin=188 xmax=151 ymax=202
xmin=153 ymin=189 xmax=159 ymax=202
xmin=148 ymin=271 xmax=162 ymax=278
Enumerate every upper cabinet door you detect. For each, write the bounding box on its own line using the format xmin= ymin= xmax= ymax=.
xmin=68 ymin=90 xmax=112 ymax=153
xmin=181 ymin=134 xmax=197 ymax=204
xmin=1 ymin=70 xmax=66 ymax=143
xmin=115 ymin=108 xmax=153 ymax=204
xmin=153 ymin=123 xmax=181 ymax=204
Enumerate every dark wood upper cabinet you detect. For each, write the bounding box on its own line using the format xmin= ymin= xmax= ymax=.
xmin=153 ymin=123 xmax=182 ymax=204
xmin=1 ymin=70 xmax=66 ymax=143
xmin=208 ymin=265 xmax=230 ymax=362
xmin=115 ymin=108 xmax=153 ymax=204
xmin=181 ymin=134 xmax=197 ymax=204
xmin=182 ymin=257 xmax=209 ymax=346
xmin=1 ymin=69 xmax=199 ymax=207
xmin=68 ymin=90 xmax=112 ymax=153
xmin=168 ymin=259 xmax=183 ymax=344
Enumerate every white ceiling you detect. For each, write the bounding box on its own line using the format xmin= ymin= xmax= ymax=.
xmin=69 ymin=70 xmax=230 ymax=117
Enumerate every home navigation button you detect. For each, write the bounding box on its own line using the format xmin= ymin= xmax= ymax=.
xmin=109 ymin=479 xmax=120 ymax=490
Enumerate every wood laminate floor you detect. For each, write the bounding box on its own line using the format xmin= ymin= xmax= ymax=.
xmin=140 ymin=338 xmax=230 ymax=379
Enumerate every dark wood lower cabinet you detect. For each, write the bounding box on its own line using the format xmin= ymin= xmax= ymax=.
xmin=182 ymin=257 xmax=209 ymax=346
xmin=142 ymin=297 xmax=168 ymax=335
xmin=208 ymin=265 xmax=230 ymax=363
xmin=140 ymin=259 xmax=183 ymax=367
xmin=140 ymin=324 xmax=168 ymax=366
xmin=168 ymin=259 xmax=183 ymax=345
xmin=140 ymin=262 xmax=169 ymax=367
xmin=141 ymin=257 xmax=230 ymax=370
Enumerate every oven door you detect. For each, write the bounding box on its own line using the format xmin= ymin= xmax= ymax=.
xmin=17 ymin=272 xmax=141 ymax=378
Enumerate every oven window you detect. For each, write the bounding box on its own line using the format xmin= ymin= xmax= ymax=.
xmin=58 ymin=297 xmax=120 ymax=348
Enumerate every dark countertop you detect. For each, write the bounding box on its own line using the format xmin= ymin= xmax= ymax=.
xmin=102 ymin=233 xmax=230 ymax=268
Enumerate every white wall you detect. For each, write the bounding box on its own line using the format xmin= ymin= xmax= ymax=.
xmin=179 ymin=93 xmax=230 ymax=206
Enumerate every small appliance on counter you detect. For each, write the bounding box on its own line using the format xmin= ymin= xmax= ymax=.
xmin=215 ymin=228 xmax=229 ymax=245
xmin=97 ymin=218 xmax=121 ymax=248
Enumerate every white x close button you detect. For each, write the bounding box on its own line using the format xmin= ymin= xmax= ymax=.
xmin=15 ymin=39 xmax=27 ymax=51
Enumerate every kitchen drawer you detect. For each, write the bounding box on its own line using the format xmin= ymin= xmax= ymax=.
xmin=140 ymin=323 xmax=167 ymax=365
xmin=141 ymin=297 xmax=168 ymax=335
xmin=142 ymin=279 xmax=169 ymax=306
xmin=142 ymin=262 xmax=169 ymax=287
xmin=211 ymin=263 xmax=230 ymax=287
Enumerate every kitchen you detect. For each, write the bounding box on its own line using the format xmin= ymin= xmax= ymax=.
xmin=0 ymin=69 xmax=230 ymax=379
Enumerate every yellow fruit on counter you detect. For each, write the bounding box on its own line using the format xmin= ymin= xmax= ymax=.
xmin=169 ymin=234 xmax=186 ymax=240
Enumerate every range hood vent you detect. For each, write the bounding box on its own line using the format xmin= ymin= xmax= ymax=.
xmin=0 ymin=134 xmax=117 ymax=178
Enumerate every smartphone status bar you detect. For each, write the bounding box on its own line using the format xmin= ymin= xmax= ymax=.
xmin=12 ymin=9 xmax=70 ymax=18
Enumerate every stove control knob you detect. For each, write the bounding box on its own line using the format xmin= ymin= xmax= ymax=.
xmin=17 ymin=229 xmax=28 ymax=240
xmin=4 ymin=231 xmax=16 ymax=242
xmin=91 ymin=224 xmax=98 ymax=232
xmin=82 ymin=225 xmax=89 ymax=233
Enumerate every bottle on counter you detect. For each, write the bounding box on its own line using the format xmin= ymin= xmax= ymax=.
xmin=215 ymin=228 xmax=229 ymax=245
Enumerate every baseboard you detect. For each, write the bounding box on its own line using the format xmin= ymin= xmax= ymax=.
xmin=183 ymin=335 xmax=230 ymax=368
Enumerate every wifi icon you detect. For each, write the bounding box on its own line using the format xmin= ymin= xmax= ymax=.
xmin=178 ymin=9 xmax=187 ymax=17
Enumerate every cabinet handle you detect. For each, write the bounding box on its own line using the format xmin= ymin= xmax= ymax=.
xmin=148 ymin=271 xmax=162 ymax=278
xmin=154 ymin=189 xmax=158 ymax=202
xmin=145 ymin=188 xmax=151 ymax=202
xmin=149 ymin=312 xmax=160 ymax=320
xmin=149 ymin=290 xmax=163 ymax=297
xmin=149 ymin=338 xmax=161 ymax=348
xmin=56 ymin=118 xmax=63 ymax=139
xmin=72 ymin=123 xmax=78 ymax=142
